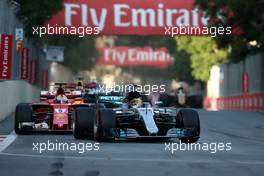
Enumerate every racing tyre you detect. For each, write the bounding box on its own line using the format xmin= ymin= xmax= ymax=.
xmin=177 ymin=109 xmax=200 ymax=143
xmin=95 ymin=109 xmax=116 ymax=142
xmin=14 ymin=103 xmax=33 ymax=134
xmin=73 ymin=107 xmax=96 ymax=139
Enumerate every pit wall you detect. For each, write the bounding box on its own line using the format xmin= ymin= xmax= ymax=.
xmin=0 ymin=80 xmax=40 ymax=122
xmin=204 ymin=53 xmax=264 ymax=112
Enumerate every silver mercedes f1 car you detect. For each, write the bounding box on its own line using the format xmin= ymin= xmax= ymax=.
xmin=73 ymin=91 xmax=200 ymax=143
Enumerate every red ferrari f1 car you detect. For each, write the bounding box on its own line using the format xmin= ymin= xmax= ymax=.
xmin=14 ymin=83 xmax=88 ymax=134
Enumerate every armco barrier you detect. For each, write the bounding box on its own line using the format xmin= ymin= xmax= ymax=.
xmin=0 ymin=80 xmax=40 ymax=121
xmin=204 ymin=93 xmax=264 ymax=112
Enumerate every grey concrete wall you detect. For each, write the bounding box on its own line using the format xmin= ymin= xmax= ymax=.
xmin=0 ymin=80 xmax=40 ymax=121
xmin=219 ymin=53 xmax=264 ymax=96
xmin=246 ymin=54 xmax=264 ymax=93
xmin=0 ymin=1 xmax=48 ymax=121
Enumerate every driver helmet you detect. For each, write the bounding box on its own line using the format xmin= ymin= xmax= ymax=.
xmin=55 ymin=87 xmax=68 ymax=104
xmin=56 ymin=94 xmax=68 ymax=104
xmin=127 ymin=91 xmax=142 ymax=108
xmin=177 ymin=83 xmax=184 ymax=94
xmin=86 ymin=82 xmax=97 ymax=95
xmin=130 ymin=98 xmax=143 ymax=108
xmin=76 ymin=81 xmax=84 ymax=91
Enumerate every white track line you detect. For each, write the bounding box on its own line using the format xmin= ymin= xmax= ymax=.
xmin=0 ymin=131 xmax=17 ymax=152
xmin=0 ymin=152 xmax=264 ymax=165
xmin=0 ymin=152 xmax=222 ymax=163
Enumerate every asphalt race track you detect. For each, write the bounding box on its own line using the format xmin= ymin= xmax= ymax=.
xmin=0 ymin=110 xmax=263 ymax=176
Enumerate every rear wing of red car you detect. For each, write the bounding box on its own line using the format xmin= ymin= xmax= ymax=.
xmin=40 ymin=91 xmax=55 ymax=101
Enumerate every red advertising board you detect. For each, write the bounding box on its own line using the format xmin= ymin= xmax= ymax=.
xmin=204 ymin=93 xmax=264 ymax=112
xmin=97 ymin=47 xmax=174 ymax=69
xmin=42 ymin=69 xmax=48 ymax=89
xmin=30 ymin=60 xmax=38 ymax=84
xmin=20 ymin=48 xmax=29 ymax=80
xmin=0 ymin=34 xmax=13 ymax=80
xmin=48 ymin=0 xmax=205 ymax=35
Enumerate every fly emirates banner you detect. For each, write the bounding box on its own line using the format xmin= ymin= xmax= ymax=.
xmin=97 ymin=47 xmax=174 ymax=69
xmin=48 ymin=0 xmax=206 ymax=35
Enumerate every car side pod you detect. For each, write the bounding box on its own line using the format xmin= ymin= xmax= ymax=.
xmin=176 ymin=109 xmax=200 ymax=143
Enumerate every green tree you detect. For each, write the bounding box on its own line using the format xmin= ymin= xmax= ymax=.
xmin=15 ymin=0 xmax=64 ymax=36
xmin=175 ymin=36 xmax=228 ymax=81
xmin=44 ymin=36 xmax=98 ymax=73
xmin=64 ymin=37 xmax=98 ymax=73
xmin=15 ymin=1 xmax=98 ymax=72
xmin=169 ymin=50 xmax=195 ymax=83
xmin=195 ymin=0 xmax=264 ymax=61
